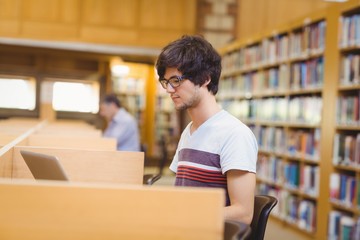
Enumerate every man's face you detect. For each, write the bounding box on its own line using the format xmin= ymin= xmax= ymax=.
xmin=163 ymin=67 xmax=201 ymax=111
xmin=99 ymin=102 xmax=116 ymax=121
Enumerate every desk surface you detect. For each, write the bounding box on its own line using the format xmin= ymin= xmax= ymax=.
xmin=224 ymin=220 xmax=251 ymax=240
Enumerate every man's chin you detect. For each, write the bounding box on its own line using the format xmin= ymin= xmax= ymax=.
xmin=175 ymin=105 xmax=187 ymax=111
xmin=174 ymin=104 xmax=189 ymax=111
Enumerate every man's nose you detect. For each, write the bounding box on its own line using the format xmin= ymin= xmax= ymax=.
xmin=166 ymin=84 xmax=175 ymax=93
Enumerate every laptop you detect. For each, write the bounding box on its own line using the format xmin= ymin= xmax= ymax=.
xmin=20 ymin=150 xmax=69 ymax=181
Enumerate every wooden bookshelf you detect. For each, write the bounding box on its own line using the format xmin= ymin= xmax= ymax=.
xmin=110 ymin=62 xmax=159 ymax=156
xmin=151 ymin=82 xmax=181 ymax=161
xmin=327 ymin=2 xmax=360 ymax=240
xmin=111 ymin=62 xmax=148 ymax=144
xmin=219 ymin=2 xmax=360 ymax=239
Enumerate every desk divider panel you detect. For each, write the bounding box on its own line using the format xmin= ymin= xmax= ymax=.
xmin=33 ymin=129 xmax=103 ymax=137
xmin=0 ymin=179 xmax=224 ymax=240
xmin=0 ymin=134 xmax=18 ymax=146
xmin=11 ymin=146 xmax=144 ymax=185
xmin=26 ymin=135 xmax=117 ymax=150
xmin=0 ymin=148 xmax=13 ymax=178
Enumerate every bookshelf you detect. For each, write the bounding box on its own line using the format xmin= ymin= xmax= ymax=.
xmin=111 ymin=62 xmax=152 ymax=149
xmin=152 ymin=81 xmax=181 ymax=160
xmin=218 ymin=3 xmax=360 ymax=238
xmin=111 ymin=62 xmax=180 ymax=162
xmin=328 ymin=4 xmax=360 ymax=240
xmin=219 ymin=14 xmax=326 ymax=237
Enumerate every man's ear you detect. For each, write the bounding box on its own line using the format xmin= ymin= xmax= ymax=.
xmin=203 ymin=77 xmax=211 ymax=87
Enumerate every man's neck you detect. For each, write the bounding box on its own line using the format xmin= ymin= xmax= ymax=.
xmin=187 ymin=95 xmax=221 ymax=133
xmin=109 ymin=108 xmax=121 ymax=122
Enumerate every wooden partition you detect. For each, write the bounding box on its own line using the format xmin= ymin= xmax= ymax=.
xmin=26 ymin=135 xmax=116 ymax=150
xmin=34 ymin=120 xmax=103 ymax=137
xmin=0 ymin=146 xmax=144 ymax=185
xmin=34 ymin=129 xmax=102 ymax=137
xmin=0 ymin=134 xmax=18 ymax=146
xmin=0 ymin=117 xmax=42 ymax=126
xmin=0 ymin=118 xmax=141 ymax=184
xmin=0 ymin=179 xmax=224 ymax=240
xmin=0 ymin=149 xmax=13 ymax=178
xmin=0 ymin=118 xmax=115 ymax=150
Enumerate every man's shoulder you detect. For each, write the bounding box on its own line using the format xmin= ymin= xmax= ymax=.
xmin=114 ymin=109 xmax=136 ymax=121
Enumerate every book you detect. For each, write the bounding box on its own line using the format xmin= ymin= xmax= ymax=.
xmin=330 ymin=173 xmax=340 ymax=199
xmin=340 ymin=216 xmax=355 ymax=240
xmin=328 ymin=211 xmax=341 ymax=239
xmin=355 ymin=133 xmax=360 ymax=167
xmin=354 ymin=217 xmax=360 ymax=240
xmin=298 ymin=200 xmax=316 ymax=232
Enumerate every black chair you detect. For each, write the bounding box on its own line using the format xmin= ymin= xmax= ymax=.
xmin=141 ymin=144 xmax=162 ymax=185
xmin=142 ymin=173 xmax=161 ymax=185
xmin=224 ymin=219 xmax=251 ymax=240
xmin=245 ymin=195 xmax=278 ymax=240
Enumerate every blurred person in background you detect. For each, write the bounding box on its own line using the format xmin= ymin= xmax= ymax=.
xmin=99 ymin=93 xmax=140 ymax=151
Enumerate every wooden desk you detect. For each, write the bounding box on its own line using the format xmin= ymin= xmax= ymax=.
xmin=0 ymin=179 xmax=225 ymax=240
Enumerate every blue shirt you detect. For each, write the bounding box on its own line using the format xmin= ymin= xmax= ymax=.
xmin=103 ymin=108 xmax=140 ymax=151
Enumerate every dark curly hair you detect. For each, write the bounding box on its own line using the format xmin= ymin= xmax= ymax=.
xmin=102 ymin=93 xmax=121 ymax=108
xmin=155 ymin=35 xmax=222 ymax=95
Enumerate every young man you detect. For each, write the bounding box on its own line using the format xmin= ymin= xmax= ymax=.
xmin=156 ymin=35 xmax=258 ymax=224
xmin=99 ymin=93 xmax=140 ymax=152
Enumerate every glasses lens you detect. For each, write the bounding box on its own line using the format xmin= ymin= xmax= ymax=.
xmin=169 ymin=77 xmax=181 ymax=88
xmin=160 ymin=80 xmax=167 ymax=89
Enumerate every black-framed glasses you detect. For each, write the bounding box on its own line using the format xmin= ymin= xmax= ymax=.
xmin=159 ymin=75 xmax=187 ymax=89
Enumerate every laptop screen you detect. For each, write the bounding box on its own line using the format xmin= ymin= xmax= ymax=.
xmin=20 ymin=150 xmax=69 ymax=181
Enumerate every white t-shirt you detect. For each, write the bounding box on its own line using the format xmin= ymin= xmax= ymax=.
xmin=169 ymin=110 xmax=258 ymax=205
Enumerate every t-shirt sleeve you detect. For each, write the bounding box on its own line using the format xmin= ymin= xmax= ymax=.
xmin=169 ymin=150 xmax=178 ymax=173
xmin=220 ymin=125 xmax=258 ymax=174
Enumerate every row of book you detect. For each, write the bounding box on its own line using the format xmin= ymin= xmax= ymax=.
xmin=257 ymin=155 xmax=319 ymax=196
xmin=257 ymin=155 xmax=283 ymax=184
xmin=156 ymin=95 xmax=175 ymax=113
xmin=290 ymin=57 xmax=324 ymax=90
xmin=221 ymin=96 xmax=322 ymax=125
xmin=261 ymin=34 xmax=289 ymax=64
xmin=288 ymin=96 xmax=322 ymax=124
xmin=339 ymin=13 xmax=360 ymax=49
xmin=222 ymin=97 xmax=287 ymax=121
xmin=340 ymin=53 xmax=360 ymax=86
xmin=153 ymin=111 xmax=180 ymax=158
xmin=253 ymin=126 xmax=287 ymax=154
xmin=221 ymin=21 xmax=326 ymax=75
xmin=333 ymin=133 xmax=360 ymax=167
xmin=252 ymin=126 xmax=320 ymax=160
xmin=289 ymin=21 xmax=326 ymax=59
xmin=155 ymin=112 xmax=179 ymax=132
xmin=119 ymin=95 xmax=146 ymax=111
xmin=218 ymin=65 xmax=289 ymax=97
xmin=337 ymin=93 xmax=360 ymax=126
xmin=328 ymin=211 xmax=360 ymax=240
xmin=219 ymin=56 xmax=324 ymax=98
xmin=256 ymin=184 xmax=317 ymax=233
xmin=287 ymin=128 xmax=321 ymax=160
xmin=329 ymin=173 xmax=359 ymax=208
xmin=112 ymin=76 xmax=145 ymax=94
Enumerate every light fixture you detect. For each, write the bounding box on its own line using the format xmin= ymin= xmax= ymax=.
xmin=110 ymin=57 xmax=130 ymax=77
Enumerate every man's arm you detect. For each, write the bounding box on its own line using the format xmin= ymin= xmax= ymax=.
xmin=224 ymin=169 xmax=256 ymax=224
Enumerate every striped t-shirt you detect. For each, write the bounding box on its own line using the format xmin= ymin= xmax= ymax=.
xmin=169 ymin=110 xmax=258 ymax=206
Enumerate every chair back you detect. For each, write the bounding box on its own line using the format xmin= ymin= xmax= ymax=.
xmin=247 ymin=195 xmax=278 ymax=240
xmin=224 ymin=220 xmax=251 ymax=240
